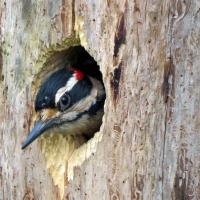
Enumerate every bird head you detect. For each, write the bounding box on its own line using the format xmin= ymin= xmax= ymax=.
xmin=22 ymin=66 xmax=105 ymax=149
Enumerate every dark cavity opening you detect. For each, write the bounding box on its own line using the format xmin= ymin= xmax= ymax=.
xmin=34 ymin=45 xmax=105 ymax=142
xmin=36 ymin=46 xmax=103 ymax=89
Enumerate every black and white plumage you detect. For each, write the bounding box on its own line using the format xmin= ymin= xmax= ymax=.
xmin=22 ymin=64 xmax=105 ymax=149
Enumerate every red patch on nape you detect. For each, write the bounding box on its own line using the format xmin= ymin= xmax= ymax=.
xmin=69 ymin=67 xmax=84 ymax=80
xmin=75 ymin=70 xmax=84 ymax=80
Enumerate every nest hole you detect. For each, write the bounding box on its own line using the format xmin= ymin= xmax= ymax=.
xmin=31 ymin=45 xmax=106 ymax=198
xmin=35 ymin=45 xmax=105 ymax=137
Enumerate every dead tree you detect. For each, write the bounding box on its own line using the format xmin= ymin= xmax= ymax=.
xmin=1 ymin=0 xmax=200 ymax=199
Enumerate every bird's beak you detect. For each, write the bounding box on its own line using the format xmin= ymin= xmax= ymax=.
xmin=21 ymin=119 xmax=53 ymax=149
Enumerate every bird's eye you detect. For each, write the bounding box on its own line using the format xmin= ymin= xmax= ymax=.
xmin=59 ymin=93 xmax=71 ymax=111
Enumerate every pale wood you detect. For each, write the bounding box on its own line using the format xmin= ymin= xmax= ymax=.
xmin=1 ymin=0 xmax=200 ymax=200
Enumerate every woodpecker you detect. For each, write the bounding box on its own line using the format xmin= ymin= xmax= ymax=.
xmin=22 ymin=65 xmax=105 ymax=149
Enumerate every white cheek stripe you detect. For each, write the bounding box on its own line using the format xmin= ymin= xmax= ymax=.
xmin=64 ymin=76 xmax=104 ymax=114
xmin=55 ymin=75 xmax=78 ymax=104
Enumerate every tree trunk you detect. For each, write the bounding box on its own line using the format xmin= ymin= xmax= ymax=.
xmin=1 ymin=0 xmax=200 ymax=200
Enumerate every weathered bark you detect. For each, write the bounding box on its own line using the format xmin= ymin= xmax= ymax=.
xmin=1 ymin=0 xmax=200 ymax=200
